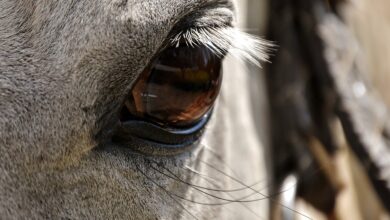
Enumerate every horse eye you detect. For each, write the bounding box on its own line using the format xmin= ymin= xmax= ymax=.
xmin=120 ymin=45 xmax=223 ymax=128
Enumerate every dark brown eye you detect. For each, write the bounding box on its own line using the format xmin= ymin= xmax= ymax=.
xmin=120 ymin=44 xmax=223 ymax=128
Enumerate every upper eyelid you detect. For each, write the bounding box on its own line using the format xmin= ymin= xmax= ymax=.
xmin=155 ymin=3 xmax=272 ymax=67
xmin=175 ymin=7 xmax=235 ymax=29
xmin=164 ymin=5 xmax=235 ymax=45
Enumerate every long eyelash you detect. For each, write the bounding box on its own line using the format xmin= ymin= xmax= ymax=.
xmin=170 ymin=27 xmax=274 ymax=66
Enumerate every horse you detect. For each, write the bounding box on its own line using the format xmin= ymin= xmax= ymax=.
xmin=0 ymin=0 xmax=274 ymax=219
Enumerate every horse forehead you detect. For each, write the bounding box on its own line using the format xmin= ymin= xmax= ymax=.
xmin=1 ymin=0 xmax=234 ymax=66
xmin=117 ymin=0 xmax=231 ymax=20
xmin=2 ymin=0 xmax=234 ymax=38
xmin=22 ymin=0 xmax=233 ymax=23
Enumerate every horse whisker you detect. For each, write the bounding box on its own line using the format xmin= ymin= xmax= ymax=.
xmin=184 ymin=166 xmax=265 ymax=192
xmin=148 ymin=158 xmax=264 ymax=193
xmin=185 ymin=166 xmax=266 ymax=220
xmin=200 ymin=160 xmax=313 ymax=220
xmin=147 ymin=159 xmax=278 ymax=204
xmin=134 ymin=162 xmax=200 ymax=220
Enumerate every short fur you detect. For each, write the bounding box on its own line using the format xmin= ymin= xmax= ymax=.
xmin=0 ymin=0 xmax=270 ymax=219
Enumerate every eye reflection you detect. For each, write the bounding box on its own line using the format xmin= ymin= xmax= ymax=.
xmin=121 ymin=44 xmax=223 ymax=128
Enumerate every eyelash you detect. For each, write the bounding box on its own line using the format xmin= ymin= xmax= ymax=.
xmin=170 ymin=26 xmax=273 ymax=66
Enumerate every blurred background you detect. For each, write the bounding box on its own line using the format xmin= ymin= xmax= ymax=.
xmin=235 ymin=0 xmax=390 ymax=219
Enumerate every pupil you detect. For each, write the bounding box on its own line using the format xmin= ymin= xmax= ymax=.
xmin=123 ymin=45 xmax=223 ymax=127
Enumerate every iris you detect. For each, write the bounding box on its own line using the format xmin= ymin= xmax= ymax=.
xmin=121 ymin=44 xmax=223 ymax=128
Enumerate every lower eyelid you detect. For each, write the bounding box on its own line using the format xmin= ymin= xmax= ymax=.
xmin=112 ymin=112 xmax=212 ymax=156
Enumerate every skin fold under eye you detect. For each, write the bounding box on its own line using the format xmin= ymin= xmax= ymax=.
xmin=120 ymin=44 xmax=223 ymax=128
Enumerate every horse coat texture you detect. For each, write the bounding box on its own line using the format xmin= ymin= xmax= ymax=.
xmin=0 ymin=0 xmax=269 ymax=219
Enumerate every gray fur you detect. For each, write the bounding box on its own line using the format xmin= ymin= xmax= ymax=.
xmin=0 ymin=0 xmax=269 ymax=219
